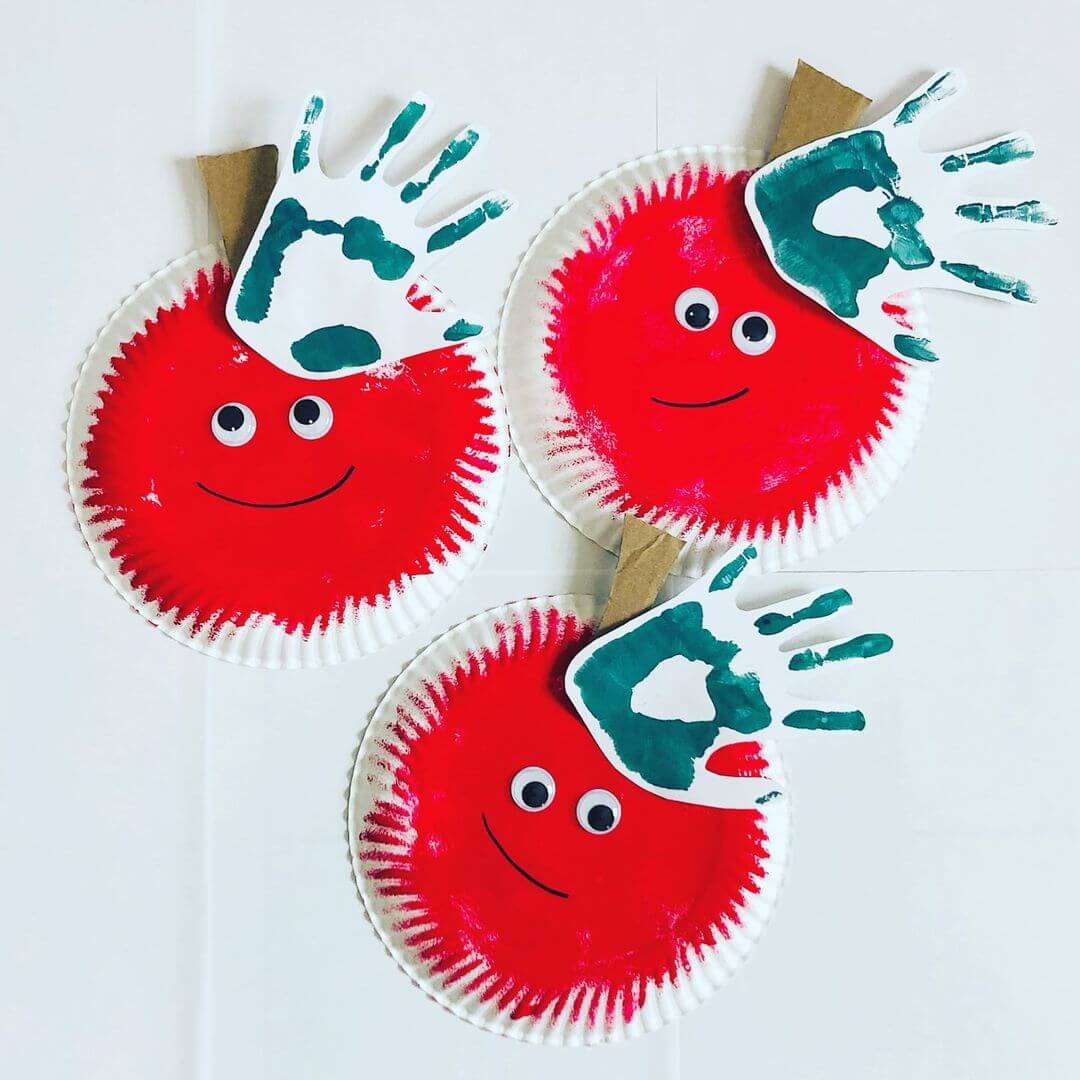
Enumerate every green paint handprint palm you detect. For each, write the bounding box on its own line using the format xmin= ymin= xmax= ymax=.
xmin=574 ymin=602 xmax=772 ymax=792
xmin=752 ymin=130 xmax=933 ymax=320
xmin=566 ymin=547 xmax=893 ymax=809
xmin=745 ymin=70 xmax=1055 ymax=363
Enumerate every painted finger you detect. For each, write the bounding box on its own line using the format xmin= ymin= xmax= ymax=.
xmin=860 ymin=284 xmax=944 ymax=363
xmin=752 ymin=587 xmax=853 ymax=638
xmin=787 ymin=632 xmax=894 ymax=672
xmin=356 ymin=95 xmax=430 ymax=183
xmin=781 ymin=704 xmax=867 ymax=732
xmin=424 ymin=193 xmax=514 ymax=255
xmin=938 ymin=133 xmax=1035 ymax=174
xmin=290 ymin=93 xmax=328 ymax=174
xmin=706 ymin=544 xmax=759 ymax=593
xmin=954 ymin=198 xmax=1058 ymax=230
xmin=890 ymin=69 xmax=965 ymax=129
xmin=399 ymin=126 xmax=484 ymax=206
xmin=876 ymin=316 xmax=943 ymax=364
xmin=926 ymin=260 xmax=1037 ymax=304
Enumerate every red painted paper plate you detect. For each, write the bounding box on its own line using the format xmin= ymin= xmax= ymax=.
xmin=499 ymin=147 xmax=931 ymax=574
xmin=67 ymin=247 xmax=507 ymax=667
xmin=349 ymin=595 xmax=788 ymax=1044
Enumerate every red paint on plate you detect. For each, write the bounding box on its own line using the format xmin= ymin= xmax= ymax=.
xmin=80 ymin=263 xmax=499 ymax=636
xmin=357 ymin=606 xmax=771 ymax=1029
xmin=543 ymin=166 xmax=905 ymax=537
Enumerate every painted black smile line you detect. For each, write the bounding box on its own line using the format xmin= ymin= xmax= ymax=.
xmin=196 ymin=465 xmax=356 ymax=509
xmin=650 ymin=387 xmax=750 ymax=408
xmin=481 ymin=813 xmax=568 ymax=899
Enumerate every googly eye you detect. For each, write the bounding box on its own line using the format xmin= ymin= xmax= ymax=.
xmin=675 ymin=287 xmax=719 ymax=332
xmin=289 ymin=396 xmax=334 ymax=440
xmin=211 ymin=402 xmax=256 ymax=447
xmin=510 ymin=766 xmax=555 ymax=812
xmin=731 ymin=311 xmax=776 ymax=355
xmin=576 ymin=789 xmax=621 ymax=834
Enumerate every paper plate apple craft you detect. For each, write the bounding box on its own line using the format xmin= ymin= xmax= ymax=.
xmin=349 ymin=546 xmax=891 ymax=1043
xmin=67 ymin=96 xmax=513 ymax=667
xmin=501 ymin=65 xmax=1054 ymax=574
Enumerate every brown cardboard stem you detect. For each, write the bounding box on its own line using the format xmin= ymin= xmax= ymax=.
xmin=767 ymin=60 xmax=871 ymax=162
xmin=598 ymin=515 xmax=686 ymax=632
xmin=197 ymin=145 xmax=279 ymax=270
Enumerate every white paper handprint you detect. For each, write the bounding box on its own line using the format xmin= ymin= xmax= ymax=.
xmin=745 ymin=70 xmax=1056 ymax=363
xmin=227 ymin=94 xmax=513 ymax=379
xmin=565 ymin=546 xmax=893 ymax=809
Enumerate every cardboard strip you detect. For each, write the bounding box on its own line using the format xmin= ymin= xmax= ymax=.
xmin=767 ymin=60 xmax=870 ymax=161
xmin=598 ymin=515 xmax=686 ymax=631
xmin=197 ymin=145 xmax=279 ymax=269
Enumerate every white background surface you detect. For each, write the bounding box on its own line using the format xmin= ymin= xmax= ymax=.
xmin=3 ymin=1 xmax=1078 ymax=1076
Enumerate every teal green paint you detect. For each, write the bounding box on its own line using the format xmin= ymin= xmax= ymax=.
xmin=443 ymin=319 xmax=483 ymax=342
xmin=878 ymin=197 xmax=933 ymax=269
xmin=292 ymin=95 xmax=324 ymax=174
xmin=236 ymin=199 xmax=329 ymax=322
xmin=788 ymin=633 xmax=894 ymax=671
xmin=293 ymin=132 xmax=312 ymax=173
xmin=752 ymin=130 xmax=933 ymax=318
xmin=783 ymin=709 xmax=866 ymax=731
xmin=427 ymin=197 xmax=510 ymax=254
xmin=401 ymin=129 xmax=480 ymax=204
xmin=956 ymin=200 xmax=1057 ymax=226
xmin=235 ymin=197 xmax=416 ymax=324
xmin=291 ymin=324 xmax=381 ymax=372
xmin=754 ymin=589 xmax=852 ymax=636
xmin=755 ymin=790 xmax=783 ymax=804
xmin=360 ymin=100 xmax=427 ymax=181
xmin=941 ymin=137 xmax=1033 ymax=173
xmin=894 ymin=72 xmax=958 ymax=126
xmin=572 ymin=602 xmax=772 ymax=792
xmin=708 ymin=545 xmax=757 ymax=592
xmin=941 ymin=261 xmax=1035 ymax=303
xmin=894 ymin=334 xmax=939 ymax=362
xmin=339 ymin=217 xmax=415 ymax=280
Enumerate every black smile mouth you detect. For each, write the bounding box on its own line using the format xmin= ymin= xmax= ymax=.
xmin=196 ymin=465 xmax=355 ymax=509
xmin=650 ymin=387 xmax=750 ymax=409
xmin=481 ymin=813 xmax=568 ymax=899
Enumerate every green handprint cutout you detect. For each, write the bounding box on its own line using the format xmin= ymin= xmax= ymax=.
xmin=225 ymin=94 xmax=514 ymax=380
xmin=752 ymin=130 xmax=934 ymax=319
xmin=565 ymin=545 xmax=895 ymax=809
xmin=744 ymin=69 xmax=1056 ymax=364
